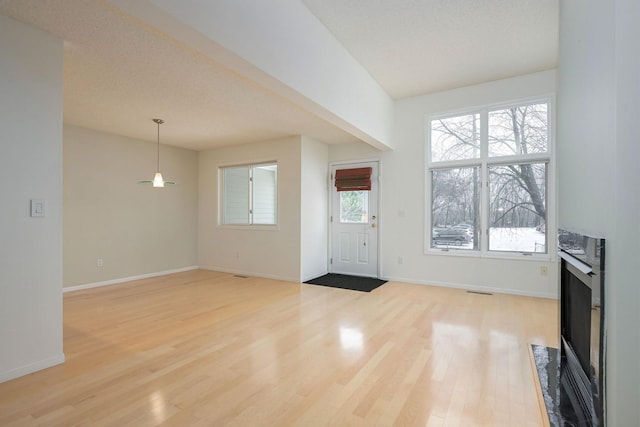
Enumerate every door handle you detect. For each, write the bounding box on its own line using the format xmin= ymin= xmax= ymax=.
xmin=371 ymin=223 xmax=377 ymax=228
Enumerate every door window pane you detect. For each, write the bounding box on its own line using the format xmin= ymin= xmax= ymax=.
xmin=340 ymin=191 xmax=369 ymax=223
xmin=430 ymin=113 xmax=480 ymax=162
xmin=488 ymin=162 xmax=547 ymax=252
xmin=431 ymin=167 xmax=479 ymax=250
xmin=488 ymin=103 xmax=548 ymax=157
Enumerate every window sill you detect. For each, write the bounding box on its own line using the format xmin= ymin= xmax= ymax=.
xmin=217 ymin=224 xmax=279 ymax=231
xmin=425 ymin=248 xmax=553 ymax=262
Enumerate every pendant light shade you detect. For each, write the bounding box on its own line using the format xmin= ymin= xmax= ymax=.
xmin=152 ymin=172 xmax=165 ymax=188
xmin=139 ymin=118 xmax=175 ymax=187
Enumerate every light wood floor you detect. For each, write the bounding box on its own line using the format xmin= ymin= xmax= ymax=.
xmin=0 ymin=270 xmax=558 ymax=426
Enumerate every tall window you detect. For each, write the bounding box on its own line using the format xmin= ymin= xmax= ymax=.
xmin=427 ymin=100 xmax=550 ymax=254
xmin=221 ymin=163 xmax=277 ymax=225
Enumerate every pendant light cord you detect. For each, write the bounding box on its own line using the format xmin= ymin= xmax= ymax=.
xmin=153 ymin=118 xmax=164 ymax=173
xmin=156 ymin=120 xmax=160 ymax=173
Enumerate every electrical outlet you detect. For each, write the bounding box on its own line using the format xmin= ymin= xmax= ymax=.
xmin=30 ymin=199 xmax=45 ymax=217
xmin=540 ymin=266 xmax=548 ymax=276
xmin=398 ymin=256 xmax=404 ymax=265
xmin=97 ymin=259 xmax=103 ymax=267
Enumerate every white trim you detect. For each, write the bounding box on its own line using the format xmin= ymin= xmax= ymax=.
xmin=329 ymin=158 xmax=380 ymax=167
xmin=199 ymin=265 xmax=299 ymax=283
xmin=216 ymin=158 xmax=280 ymax=169
xmin=0 ymin=353 xmax=65 ymax=384
xmin=217 ymin=224 xmax=280 ymax=231
xmin=328 ymin=160 xmax=381 ymax=279
xmin=62 ymin=266 xmax=199 ymax=293
xmin=381 ymin=275 xmax=558 ymax=300
xmin=427 ymin=243 xmax=553 ymax=261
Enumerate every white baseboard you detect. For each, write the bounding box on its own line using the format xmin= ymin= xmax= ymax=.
xmin=62 ymin=266 xmax=556 ymax=299
xmin=0 ymin=353 xmax=65 ymax=384
xmin=63 ymin=266 xmax=199 ymax=293
xmin=381 ymin=275 xmax=558 ymax=299
xmin=199 ymin=265 xmax=299 ymax=283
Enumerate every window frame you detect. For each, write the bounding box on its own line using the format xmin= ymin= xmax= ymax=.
xmin=219 ymin=161 xmax=278 ymax=228
xmin=425 ymin=96 xmax=554 ymax=259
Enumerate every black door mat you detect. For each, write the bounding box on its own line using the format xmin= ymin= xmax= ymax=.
xmin=304 ymin=273 xmax=387 ymax=292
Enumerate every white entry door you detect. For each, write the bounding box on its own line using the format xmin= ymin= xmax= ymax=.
xmin=330 ymin=162 xmax=379 ymax=277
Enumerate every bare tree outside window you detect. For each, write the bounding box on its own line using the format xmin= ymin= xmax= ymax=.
xmin=489 ymin=163 xmax=546 ymax=252
xmin=431 ymin=167 xmax=479 ymax=250
xmin=487 ymin=104 xmax=547 ymax=218
xmin=488 ymin=104 xmax=548 ymax=157
xmin=430 ymin=113 xmax=480 ymax=162
xmin=428 ymin=101 xmax=550 ymax=253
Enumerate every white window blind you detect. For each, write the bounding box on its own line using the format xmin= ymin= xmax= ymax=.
xmin=223 ymin=166 xmax=249 ymax=224
xmin=221 ymin=163 xmax=277 ymax=225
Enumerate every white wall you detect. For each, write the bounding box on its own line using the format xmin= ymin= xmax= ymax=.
xmin=63 ymin=125 xmax=199 ymax=288
xmin=559 ymin=1 xmax=640 ymax=425
xmin=198 ymin=137 xmax=302 ymax=282
xmin=558 ymin=2 xmax=616 ymax=231
xmin=300 ymin=136 xmax=329 ymax=281
xmin=330 ymin=71 xmax=558 ymax=298
xmin=0 ymin=16 xmax=64 ymax=382
xmin=110 ymin=0 xmax=394 ymax=150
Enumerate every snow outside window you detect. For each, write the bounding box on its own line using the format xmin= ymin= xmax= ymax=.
xmin=427 ymin=100 xmax=551 ymax=254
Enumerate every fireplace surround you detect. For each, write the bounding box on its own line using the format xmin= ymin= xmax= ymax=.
xmin=552 ymin=230 xmax=606 ymax=426
xmin=532 ymin=230 xmax=606 ymax=426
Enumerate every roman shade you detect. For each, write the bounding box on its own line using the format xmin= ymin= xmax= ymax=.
xmin=334 ymin=167 xmax=372 ymax=191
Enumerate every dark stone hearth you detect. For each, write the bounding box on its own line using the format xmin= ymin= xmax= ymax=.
xmin=532 ymin=345 xmax=589 ymax=427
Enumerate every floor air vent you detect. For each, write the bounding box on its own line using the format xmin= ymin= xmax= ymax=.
xmin=233 ymin=275 xmax=249 ymax=279
xmin=466 ymin=290 xmax=493 ymax=296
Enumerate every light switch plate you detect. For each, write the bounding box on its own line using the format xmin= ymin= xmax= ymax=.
xmin=30 ymin=199 xmax=45 ymax=217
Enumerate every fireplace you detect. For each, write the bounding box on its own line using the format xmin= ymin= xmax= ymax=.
xmin=532 ymin=230 xmax=606 ymax=426
xmin=556 ymin=230 xmax=606 ymax=426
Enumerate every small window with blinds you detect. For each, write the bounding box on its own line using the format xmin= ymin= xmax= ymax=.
xmin=221 ymin=163 xmax=277 ymax=225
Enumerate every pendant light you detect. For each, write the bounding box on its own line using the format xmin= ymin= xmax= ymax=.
xmin=139 ymin=118 xmax=175 ymax=187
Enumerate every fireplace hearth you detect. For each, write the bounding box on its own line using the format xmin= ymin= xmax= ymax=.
xmin=534 ymin=230 xmax=605 ymax=427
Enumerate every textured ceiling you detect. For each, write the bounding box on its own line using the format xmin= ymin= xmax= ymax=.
xmin=0 ymin=0 xmax=558 ymax=150
xmin=302 ymin=0 xmax=559 ymax=99
xmin=0 ymin=0 xmax=358 ymax=150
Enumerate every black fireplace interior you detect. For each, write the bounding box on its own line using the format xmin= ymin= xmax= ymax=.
xmin=562 ymin=271 xmax=591 ymax=374
xmin=534 ymin=230 xmax=605 ymax=427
